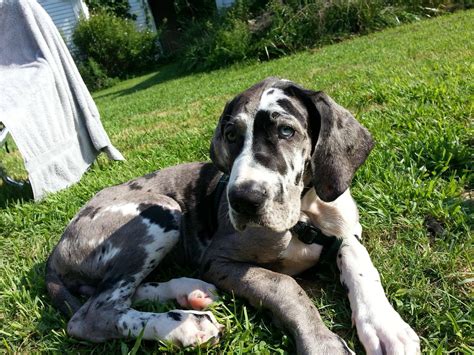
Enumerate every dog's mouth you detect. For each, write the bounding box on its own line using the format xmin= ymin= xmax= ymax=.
xmin=228 ymin=208 xmax=263 ymax=231
xmin=228 ymin=206 xmax=293 ymax=233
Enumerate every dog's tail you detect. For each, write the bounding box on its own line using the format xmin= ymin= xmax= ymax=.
xmin=45 ymin=254 xmax=82 ymax=317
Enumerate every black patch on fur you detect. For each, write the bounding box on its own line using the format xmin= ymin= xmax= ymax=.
xmin=149 ymin=282 xmax=159 ymax=287
xmin=122 ymin=321 xmax=128 ymax=330
xmin=97 ymin=274 xmax=135 ymax=294
xmin=143 ymin=171 xmax=158 ymax=180
xmin=193 ymin=313 xmax=213 ymax=323
xmin=138 ymin=204 xmax=179 ymax=232
xmin=77 ymin=206 xmax=101 ymax=219
xmin=295 ymin=171 xmax=302 ymax=185
xmin=267 ymin=89 xmax=274 ymax=95
xmin=128 ymin=181 xmax=143 ymax=190
xmin=359 ymin=273 xmax=363 ymax=277
xmin=168 ymin=311 xmax=182 ymax=321
xmin=277 ymin=98 xmax=304 ymax=122
xmin=252 ymin=110 xmax=287 ymax=175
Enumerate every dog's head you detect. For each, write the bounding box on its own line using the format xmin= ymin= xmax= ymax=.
xmin=210 ymin=77 xmax=374 ymax=232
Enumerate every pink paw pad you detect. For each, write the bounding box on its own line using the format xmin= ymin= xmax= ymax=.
xmin=177 ymin=289 xmax=214 ymax=310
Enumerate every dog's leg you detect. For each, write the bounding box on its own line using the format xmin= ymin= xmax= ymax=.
xmin=337 ymin=235 xmax=420 ymax=354
xmin=62 ymin=197 xmax=223 ymax=346
xmin=68 ymin=285 xmax=222 ymax=346
xmin=133 ymin=278 xmax=218 ymax=310
xmin=202 ymin=253 xmax=354 ymax=355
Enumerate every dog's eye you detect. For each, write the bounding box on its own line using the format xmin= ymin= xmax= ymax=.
xmin=278 ymin=125 xmax=295 ymax=139
xmin=225 ymin=129 xmax=237 ymax=143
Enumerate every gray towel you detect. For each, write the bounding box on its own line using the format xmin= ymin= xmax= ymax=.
xmin=0 ymin=0 xmax=124 ymax=200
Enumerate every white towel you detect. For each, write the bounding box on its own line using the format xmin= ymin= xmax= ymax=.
xmin=0 ymin=0 xmax=124 ymax=200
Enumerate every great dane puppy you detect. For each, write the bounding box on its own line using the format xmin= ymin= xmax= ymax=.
xmin=46 ymin=78 xmax=420 ymax=354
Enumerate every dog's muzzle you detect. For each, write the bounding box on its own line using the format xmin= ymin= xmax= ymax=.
xmin=228 ymin=181 xmax=267 ymax=216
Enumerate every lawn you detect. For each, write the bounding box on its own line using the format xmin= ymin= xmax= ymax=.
xmin=0 ymin=10 xmax=472 ymax=354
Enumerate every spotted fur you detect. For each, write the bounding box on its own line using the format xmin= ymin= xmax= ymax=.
xmin=46 ymin=78 xmax=419 ymax=354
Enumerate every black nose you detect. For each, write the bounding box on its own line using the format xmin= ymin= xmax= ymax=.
xmin=228 ymin=182 xmax=267 ymax=215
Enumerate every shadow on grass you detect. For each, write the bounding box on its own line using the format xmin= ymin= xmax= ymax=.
xmin=0 ymin=180 xmax=33 ymax=209
xmin=93 ymin=63 xmax=201 ymax=100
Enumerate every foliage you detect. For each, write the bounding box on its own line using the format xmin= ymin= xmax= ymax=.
xmin=178 ymin=0 xmax=470 ymax=71
xmin=174 ymin=0 xmax=217 ymax=21
xmin=73 ymin=11 xmax=160 ymax=90
xmin=76 ymin=58 xmax=119 ymax=91
xmin=85 ymin=0 xmax=135 ymax=19
xmin=1 ymin=11 xmax=473 ymax=353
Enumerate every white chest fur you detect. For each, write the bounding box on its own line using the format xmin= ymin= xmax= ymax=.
xmin=279 ymin=236 xmax=323 ymax=276
xmin=278 ymin=188 xmax=362 ymax=276
xmin=300 ymin=188 xmax=362 ymax=239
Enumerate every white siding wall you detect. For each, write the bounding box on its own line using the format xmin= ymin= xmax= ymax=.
xmin=37 ymin=0 xmax=88 ymax=48
xmin=39 ymin=0 xmax=156 ymax=49
xmin=128 ymin=0 xmax=156 ymax=32
xmin=216 ymin=0 xmax=235 ymax=10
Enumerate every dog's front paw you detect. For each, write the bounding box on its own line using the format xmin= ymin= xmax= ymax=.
xmin=170 ymin=278 xmax=218 ymax=310
xmin=163 ymin=310 xmax=223 ymax=347
xmin=355 ymin=303 xmax=420 ymax=355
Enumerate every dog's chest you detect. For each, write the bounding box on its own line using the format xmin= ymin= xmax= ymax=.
xmin=277 ymin=236 xmax=323 ymax=276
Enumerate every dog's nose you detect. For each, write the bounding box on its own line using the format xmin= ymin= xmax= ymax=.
xmin=228 ymin=182 xmax=267 ymax=215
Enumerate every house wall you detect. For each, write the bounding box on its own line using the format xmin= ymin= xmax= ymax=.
xmin=37 ymin=0 xmax=89 ymax=48
xmin=215 ymin=0 xmax=235 ymax=10
xmin=128 ymin=0 xmax=156 ymax=32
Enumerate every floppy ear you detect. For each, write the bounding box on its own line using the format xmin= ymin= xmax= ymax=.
xmin=305 ymin=91 xmax=374 ymax=202
xmin=210 ymin=99 xmax=234 ymax=174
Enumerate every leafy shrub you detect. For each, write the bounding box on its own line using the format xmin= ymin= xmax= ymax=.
xmin=85 ymin=0 xmax=135 ymax=19
xmin=77 ymin=58 xmax=119 ymax=91
xmin=177 ymin=0 xmax=469 ymax=71
xmin=181 ymin=17 xmax=252 ymax=70
xmin=73 ymin=11 xmax=160 ymax=89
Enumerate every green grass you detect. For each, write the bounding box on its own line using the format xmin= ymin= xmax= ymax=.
xmin=1 ymin=10 xmax=473 ymax=354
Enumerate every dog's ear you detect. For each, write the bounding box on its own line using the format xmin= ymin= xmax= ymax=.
xmin=283 ymin=84 xmax=374 ymax=202
xmin=309 ymin=91 xmax=374 ymax=201
xmin=210 ymin=99 xmax=235 ymax=174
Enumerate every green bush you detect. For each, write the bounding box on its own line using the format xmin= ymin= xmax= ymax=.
xmin=77 ymin=58 xmax=119 ymax=91
xmin=73 ymin=11 xmax=160 ymax=89
xmin=85 ymin=0 xmax=135 ymax=19
xmin=177 ymin=0 xmax=469 ymax=71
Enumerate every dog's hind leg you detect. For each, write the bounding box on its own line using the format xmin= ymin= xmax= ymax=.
xmin=67 ymin=286 xmax=222 ymax=346
xmin=64 ymin=198 xmax=222 ymax=346
xmin=133 ymin=278 xmax=218 ymax=310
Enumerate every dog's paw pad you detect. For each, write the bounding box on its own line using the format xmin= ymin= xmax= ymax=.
xmin=171 ymin=278 xmax=218 ymax=310
xmin=187 ymin=290 xmax=214 ymax=310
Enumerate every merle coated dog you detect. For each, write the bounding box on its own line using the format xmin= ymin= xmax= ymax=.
xmin=46 ymin=78 xmax=420 ymax=354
